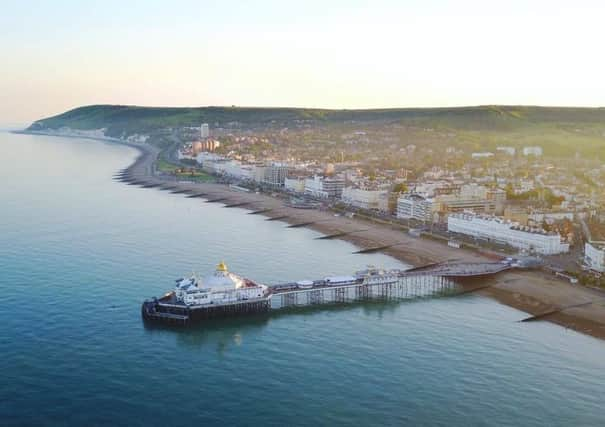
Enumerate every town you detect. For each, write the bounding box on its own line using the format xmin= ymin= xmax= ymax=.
xmin=169 ymin=121 xmax=605 ymax=286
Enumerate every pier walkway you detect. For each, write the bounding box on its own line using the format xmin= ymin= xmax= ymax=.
xmin=399 ymin=261 xmax=511 ymax=277
xmin=268 ymin=261 xmax=514 ymax=309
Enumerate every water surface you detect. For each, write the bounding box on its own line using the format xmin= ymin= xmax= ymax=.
xmin=1 ymin=132 xmax=604 ymax=426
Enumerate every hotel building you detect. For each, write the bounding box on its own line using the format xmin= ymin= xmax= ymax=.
xmin=447 ymin=212 xmax=569 ymax=255
xmin=585 ymin=242 xmax=605 ymax=272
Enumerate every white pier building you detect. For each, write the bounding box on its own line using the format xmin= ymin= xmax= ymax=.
xmin=175 ymin=262 xmax=268 ymax=306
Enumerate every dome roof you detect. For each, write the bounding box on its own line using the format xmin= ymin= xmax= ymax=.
xmin=200 ymin=261 xmax=246 ymax=290
xmin=216 ymin=261 xmax=228 ymax=272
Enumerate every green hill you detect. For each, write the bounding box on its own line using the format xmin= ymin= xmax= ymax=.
xmin=25 ymin=104 xmax=605 ymax=159
xmin=27 ymin=104 xmax=605 ymax=138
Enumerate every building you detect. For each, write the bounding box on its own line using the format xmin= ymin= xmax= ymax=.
xmin=200 ymin=123 xmax=210 ymax=139
xmin=284 ymin=176 xmax=306 ymax=193
xmin=200 ymin=139 xmax=220 ymax=152
xmin=261 ymin=163 xmax=290 ymax=187
xmin=503 ymin=205 xmax=530 ymax=225
xmin=191 ymin=139 xmax=220 ymax=154
xmin=528 ymin=211 xmax=574 ymax=224
xmin=460 ymin=184 xmax=488 ymax=199
xmin=496 ymin=146 xmax=516 ymax=156
xmin=413 ymin=181 xmax=460 ymax=198
xmin=218 ymin=161 xmax=254 ymax=180
xmin=342 ymin=186 xmax=389 ymax=211
xmin=447 ymin=212 xmax=569 ymax=255
xmin=252 ymin=165 xmax=266 ymax=183
xmin=522 ymin=146 xmax=543 ymax=156
xmin=192 ymin=141 xmax=203 ymax=154
xmin=437 ymin=194 xmax=496 ymax=214
xmin=196 ymin=152 xmax=223 ymax=168
xmin=486 ymin=188 xmax=507 ymax=215
xmin=471 ymin=152 xmax=494 ymax=159
xmin=304 ymin=175 xmax=345 ymax=199
xmin=585 ymin=242 xmax=605 ymax=272
xmin=174 ymin=261 xmax=267 ymax=306
xmin=396 ymin=194 xmax=437 ymax=222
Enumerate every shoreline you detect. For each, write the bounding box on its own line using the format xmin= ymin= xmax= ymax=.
xmin=13 ymin=129 xmax=151 ymax=153
xmin=20 ymin=130 xmax=605 ymax=341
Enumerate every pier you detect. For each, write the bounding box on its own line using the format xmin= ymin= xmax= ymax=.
xmin=142 ymin=261 xmax=517 ymax=326
xmin=268 ymin=261 xmax=510 ymax=309
xmin=269 ymin=274 xmax=458 ymax=309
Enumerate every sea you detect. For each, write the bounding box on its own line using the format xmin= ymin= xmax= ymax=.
xmin=1 ymin=131 xmax=604 ymax=427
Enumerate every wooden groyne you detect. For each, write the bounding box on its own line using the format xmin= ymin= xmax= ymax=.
xmin=248 ymin=208 xmax=273 ymax=215
xmin=316 ymin=229 xmax=370 ymax=240
xmin=520 ymin=302 xmax=593 ymax=322
xmin=286 ymin=221 xmax=316 ymax=228
xmin=266 ymin=215 xmax=289 ymax=221
xmin=224 ymin=201 xmax=254 ymax=208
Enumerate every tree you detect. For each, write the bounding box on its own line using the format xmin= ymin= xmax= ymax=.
xmin=393 ymin=183 xmax=408 ymax=193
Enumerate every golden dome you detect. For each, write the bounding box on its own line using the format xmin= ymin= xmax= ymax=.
xmin=216 ymin=261 xmax=228 ymax=272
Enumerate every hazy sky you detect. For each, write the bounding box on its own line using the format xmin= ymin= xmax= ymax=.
xmin=1 ymin=0 xmax=604 ymax=124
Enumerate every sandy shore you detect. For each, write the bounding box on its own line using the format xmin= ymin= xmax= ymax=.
xmin=28 ymin=133 xmax=605 ymax=341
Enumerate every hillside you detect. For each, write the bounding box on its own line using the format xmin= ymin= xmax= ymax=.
xmin=27 ymin=104 xmax=605 ymax=138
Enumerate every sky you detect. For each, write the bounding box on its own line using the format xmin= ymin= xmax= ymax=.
xmin=1 ymin=0 xmax=604 ymax=125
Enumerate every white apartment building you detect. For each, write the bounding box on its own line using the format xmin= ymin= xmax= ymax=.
xmin=522 ymin=146 xmax=543 ymax=156
xmin=222 ymin=162 xmax=255 ymax=180
xmin=200 ymin=123 xmax=209 ymax=139
xmin=196 ymin=152 xmax=222 ymax=165
xmin=447 ymin=212 xmax=569 ymax=255
xmin=341 ymin=187 xmax=388 ymax=211
xmin=261 ymin=164 xmax=290 ymax=187
xmin=200 ymin=158 xmax=226 ymax=174
xmin=585 ymin=242 xmax=605 ymax=272
xmin=396 ymin=194 xmax=437 ymax=222
xmin=284 ymin=177 xmax=306 ymax=193
xmin=253 ymin=166 xmax=266 ymax=183
xmin=496 ymin=146 xmax=516 ymax=156
xmin=304 ymin=175 xmax=345 ymax=199
xmin=471 ymin=152 xmax=494 ymax=159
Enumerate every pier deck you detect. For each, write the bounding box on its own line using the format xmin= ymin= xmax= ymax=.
xmin=143 ymin=261 xmax=516 ymax=325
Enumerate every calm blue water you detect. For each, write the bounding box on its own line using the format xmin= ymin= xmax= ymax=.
xmin=1 ymin=132 xmax=604 ymax=427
